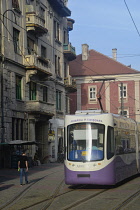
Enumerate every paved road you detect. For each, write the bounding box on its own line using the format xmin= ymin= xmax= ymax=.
xmin=0 ymin=163 xmax=64 ymax=209
xmin=1 ymin=164 xmax=140 ymax=210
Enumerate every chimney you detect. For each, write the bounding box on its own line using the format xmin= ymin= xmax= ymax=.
xmin=112 ymin=48 xmax=117 ymax=60
xmin=82 ymin=44 xmax=89 ymax=61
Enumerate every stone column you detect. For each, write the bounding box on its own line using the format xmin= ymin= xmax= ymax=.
xmin=77 ymin=84 xmax=81 ymax=110
xmin=105 ymin=81 xmax=110 ymax=113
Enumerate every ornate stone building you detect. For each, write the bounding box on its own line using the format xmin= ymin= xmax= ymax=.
xmin=0 ymin=0 xmax=76 ymax=167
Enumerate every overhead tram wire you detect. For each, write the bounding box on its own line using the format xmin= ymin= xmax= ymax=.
xmin=0 ymin=14 xmax=73 ymax=99
xmin=0 ymin=14 xmax=140 ymax=110
xmin=124 ymin=0 xmax=140 ymax=38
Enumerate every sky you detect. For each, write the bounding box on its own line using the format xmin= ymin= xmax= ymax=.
xmin=68 ymin=0 xmax=140 ymax=71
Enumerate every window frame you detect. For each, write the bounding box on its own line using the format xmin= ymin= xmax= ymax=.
xmin=29 ymin=81 xmax=36 ymax=100
xmin=54 ymin=20 xmax=60 ymax=41
xmin=119 ymin=84 xmax=127 ymax=99
xmin=16 ymin=75 xmax=22 ymax=100
xmin=88 ymin=86 xmax=97 ymax=103
xmin=55 ymin=55 xmax=61 ymax=77
xmin=41 ymin=45 xmax=46 ymax=59
xmin=43 ymin=86 xmax=48 ymax=102
xmin=13 ymin=28 xmax=20 ymax=54
xmin=56 ymin=90 xmax=62 ymax=111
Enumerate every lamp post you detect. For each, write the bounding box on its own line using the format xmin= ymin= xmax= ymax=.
xmin=3 ymin=9 xmax=17 ymax=24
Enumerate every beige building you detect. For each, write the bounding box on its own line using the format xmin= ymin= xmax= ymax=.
xmin=0 ymin=0 xmax=76 ymax=168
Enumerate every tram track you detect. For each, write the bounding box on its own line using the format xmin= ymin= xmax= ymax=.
xmin=114 ymin=188 xmax=140 ymax=210
xmin=0 ymin=169 xmax=62 ymax=210
xmin=20 ymin=183 xmax=87 ymax=209
xmin=62 ymin=189 xmax=109 ymax=210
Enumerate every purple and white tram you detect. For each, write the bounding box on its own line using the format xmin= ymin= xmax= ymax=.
xmin=64 ymin=110 xmax=140 ymax=185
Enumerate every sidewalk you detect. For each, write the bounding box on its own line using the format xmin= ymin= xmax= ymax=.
xmin=0 ymin=163 xmax=64 ymax=209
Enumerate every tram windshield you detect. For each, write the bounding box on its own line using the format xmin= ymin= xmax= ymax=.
xmin=67 ymin=123 xmax=105 ymax=161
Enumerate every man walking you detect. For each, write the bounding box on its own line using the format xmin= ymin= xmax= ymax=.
xmin=18 ymin=150 xmax=28 ymax=186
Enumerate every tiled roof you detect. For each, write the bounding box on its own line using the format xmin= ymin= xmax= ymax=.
xmin=69 ymin=49 xmax=139 ymax=77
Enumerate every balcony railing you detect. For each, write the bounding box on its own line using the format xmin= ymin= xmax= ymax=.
xmin=26 ymin=101 xmax=54 ymax=117
xmin=26 ymin=6 xmax=48 ymax=36
xmin=67 ymin=18 xmax=75 ymax=31
xmin=24 ymin=55 xmax=52 ymax=82
xmin=64 ymin=76 xmax=77 ymax=92
xmin=63 ymin=43 xmax=76 ymax=61
xmin=47 ymin=0 xmax=71 ymax=17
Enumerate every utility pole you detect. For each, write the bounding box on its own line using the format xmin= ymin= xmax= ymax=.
xmin=121 ymin=82 xmax=124 ymax=116
xmin=93 ymin=78 xmax=115 ymax=112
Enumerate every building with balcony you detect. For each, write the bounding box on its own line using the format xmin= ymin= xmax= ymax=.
xmin=0 ymin=0 xmax=76 ymax=168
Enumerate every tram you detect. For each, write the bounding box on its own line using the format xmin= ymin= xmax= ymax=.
xmin=64 ymin=110 xmax=140 ymax=185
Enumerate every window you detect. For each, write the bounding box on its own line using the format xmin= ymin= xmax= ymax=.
xmin=120 ymin=110 xmax=128 ymax=117
xmin=54 ymin=20 xmax=60 ymax=41
xmin=29 ymin=82 xmax=36 ymax=100
xmin=89 ymin=86 xmax=97 ymax=101
xmin=41 ymin=45 xmax=46 ymax=58
xmin=26 ymin=0 xmax=30 ymax=5
xmin=43 ymin=86 xmax=48 ymax=102
xmin=16 ymin=75 xmax=22 ymax=100
xmin=13 ymin=28 xmax=20 ymax=53
xmin=63 ymin=30 xmax=67 ymax=43
xmin=27 ymin=38 xmax=35 ymax=55
xmin=55 ymin=55 xmax=61 ymax=76
xmin=56 ymin=90 xmax=61 ymax=111
xmin=107 ymin=126 xmax=114 ymax=159
xmin=12 ymin=118 xmax=24 ymax=140
xmin=40 ymin=7 xmax=45 ymax=20
xmin=119 ymin=84 xmax=127 ymax=99
xmin=67 ymin=123 xmax=104 ymax=161
xmin=12 ymin=0 xmax=20 ymax=9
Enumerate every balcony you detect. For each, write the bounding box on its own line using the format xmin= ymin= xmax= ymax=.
xmin=24 ymin=55 xmax=52 ymax=82
xmin=63 ymin=43 xmax=76 ymax=61
xmin=64 ymin=76 xmax=77 ymax=93
xmin=67 ymin=18 xmax=75 ymax=31
xmin=47 ymin=0 xmax=71 ymax=17
xmin=26 ymin=101 xmax=54 ymax=118
xmin=26 ymin=5 xmax=48 ymax=37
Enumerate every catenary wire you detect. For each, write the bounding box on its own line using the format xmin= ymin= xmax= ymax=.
xmin=0 ymin=12 xmax=140 ymax=113
xmin=124 ymin=0 xmax=140 ymax=38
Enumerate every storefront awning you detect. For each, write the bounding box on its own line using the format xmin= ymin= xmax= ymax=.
xmin=8 ymin=140 xmax=38 ymax=145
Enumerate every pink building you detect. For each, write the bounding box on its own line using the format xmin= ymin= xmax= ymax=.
xmin=69 ymin=44 xmax=140 ymax=121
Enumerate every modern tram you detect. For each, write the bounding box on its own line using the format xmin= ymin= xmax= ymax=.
xmin=64 ymin=110 xmax=140 ymax=185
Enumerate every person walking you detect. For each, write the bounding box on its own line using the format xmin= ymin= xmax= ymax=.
xmin=18 ymin=150 xmax=28 ymax=186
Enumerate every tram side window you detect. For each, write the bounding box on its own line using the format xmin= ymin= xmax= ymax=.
xmin=107 ymin=126 xmax=115 ymax=159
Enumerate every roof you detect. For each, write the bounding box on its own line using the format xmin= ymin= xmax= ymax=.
xmin=69 ymin=49 xmax=139 ymax=77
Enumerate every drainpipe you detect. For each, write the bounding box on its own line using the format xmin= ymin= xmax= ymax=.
xmin=0 ymin=55 xmax=4 ymax=143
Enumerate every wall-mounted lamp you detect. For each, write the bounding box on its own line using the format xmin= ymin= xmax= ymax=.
xmin=3 ymin=9 xmax=17 ymax=25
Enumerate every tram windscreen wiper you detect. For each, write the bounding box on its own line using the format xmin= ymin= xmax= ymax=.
xmin=80 ymin=155 xmax=86 ymax=163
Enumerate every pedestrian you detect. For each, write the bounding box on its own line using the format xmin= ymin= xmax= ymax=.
xmin=18 ymin=150 xmax=28 ymax=186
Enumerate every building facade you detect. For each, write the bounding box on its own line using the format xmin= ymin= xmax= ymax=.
xmin=0 ymin=0 xmax=76 ymax=168
xmin=69 ymin=44 xmax=140 ymax=122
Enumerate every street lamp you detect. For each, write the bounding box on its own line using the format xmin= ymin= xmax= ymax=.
xmin=3 ymin=9 xmax=17 ymax=24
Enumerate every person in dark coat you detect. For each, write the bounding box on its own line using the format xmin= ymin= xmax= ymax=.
xmin=18 ymin=150 xmax=28 ymax=186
